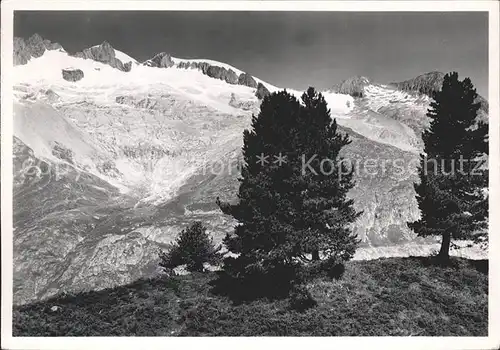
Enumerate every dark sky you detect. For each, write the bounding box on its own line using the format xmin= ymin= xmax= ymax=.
xmin=14 ymin=11 xmax=489 ymax=96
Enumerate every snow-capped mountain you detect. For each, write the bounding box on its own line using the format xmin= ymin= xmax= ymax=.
xmin=11 ymin=34 xmax=488 ymax=304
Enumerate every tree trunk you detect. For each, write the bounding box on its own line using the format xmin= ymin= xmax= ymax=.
xmin=312 ymin=250 xmax=320 ymax=261
xmin=438 ymin=230 xmax=451 ymax=262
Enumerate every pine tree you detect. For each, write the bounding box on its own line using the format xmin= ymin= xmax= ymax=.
xmin=297 ymin=88 xmax=361 ymax=265
xmin=217 ymin=88 xmax=360 ymax=295
xmin=408 ymin=72 xmax=488 ymax=261
xmin=159 ymin=221 xmax=222 ymax=273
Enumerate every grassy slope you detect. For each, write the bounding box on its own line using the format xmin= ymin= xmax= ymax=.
xmin=13 ymin=256 xmax=488 ymax=336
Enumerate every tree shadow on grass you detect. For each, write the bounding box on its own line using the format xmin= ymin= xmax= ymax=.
xmin=208 ymin=270 xmax=294 ymax=305
xmin=409 ymin=255 xmax=488 ymax=274
xmin=468 ymin=259 xmax=488 ymax=274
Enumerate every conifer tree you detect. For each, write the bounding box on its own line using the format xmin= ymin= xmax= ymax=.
xmin=408 ymin=72 xmax=488 ymax=261
xmin=297 ymin=88 xmax=361 ymax=264
xmin=159 ymin=221 xmax=222 ymax=273
xmin=217 ymin=88 xmax=360 ymax=294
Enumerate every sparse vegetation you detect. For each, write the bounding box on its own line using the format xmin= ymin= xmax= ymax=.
xmin=13 ymin=257 xmax=488 ymax=336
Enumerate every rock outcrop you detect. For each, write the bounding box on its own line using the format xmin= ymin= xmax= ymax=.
xmin=62 ymin=68 xmax=84 ymax=82
xmin=177 ymin=61 xmax=211 ymax=72
xmin=229 ymin=93 xmax=254 ymax=111
xmin=255 ymin=82 xmax=270 ymax=100
xmin=143 ymin=52 xmax=174 ymax=68
xmin=390 ymin=71 xmax=445 ymax=96
xmin=238 ymin=72 xmax=258 ymax=88
xmin=123 ymin=61 xmax=132 ymax=72
xmin=177 ymin=60 xmax=239 ymax=84
xmin=206 ymin=66 xmax=238 ymax=84
xmin=160 ymin=59 xmax=260 ymax=88
xmin=391 ymin=71 xmax=489 ymax=118
xmin=14 ymin=34 xmax=63 ymax=65
xmin=72 ymin=41 xmax=132 ymax=72
xmin=332 ymin=76 xmax=370 ymax=97
xmin=44 ymin=89 xmax=60 ymax=103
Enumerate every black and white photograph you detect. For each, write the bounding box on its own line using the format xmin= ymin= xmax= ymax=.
xmin=1 ymin=1 xmax=499 ymax=348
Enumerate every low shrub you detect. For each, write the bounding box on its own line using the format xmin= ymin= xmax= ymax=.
xmin=289 ymin=284 xmax=317 ymax=312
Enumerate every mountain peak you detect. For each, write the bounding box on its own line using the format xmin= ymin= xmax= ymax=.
xmin=332 ymin=75 xmax=371 ymax=97
xmin=390 ymin=71 xmax=445 ymax=96
xmin=27 ymin=33 xmax=44 ymax=44
xmin=14 ymin=34 xmax=63 ymax=65
xmin=143 ymin=52 xmax=174 ymax=68
xmin=100 ymin=40 xmax=112 ymax=46
xmin=71 ymin=40 xmax=132 ymax=72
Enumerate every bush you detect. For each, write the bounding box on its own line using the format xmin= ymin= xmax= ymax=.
xmin=289 ymin=285 xmax=317 ymax=312
xmin=324 ymin=259 xmax=346 ymax=280
xmin=303 ymin=258 xmax=346 ymax=282
xmin=159 ymin=221 xmax=222 ymax=273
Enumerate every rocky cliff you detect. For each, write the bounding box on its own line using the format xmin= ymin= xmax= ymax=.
xmin=331 ymin=76 xmax=371 ymax=97
xmin=238 ymin=72 xmax=258 ymax=88
xmin=143 ymin=52 xmax=174 ymax=68
xmin=255 ymin=82 xmax=271 ymax=99
xmin=390 ymin=71 xmax=488 ymax=119
xmin=14 ymin=34 xmax=63 ymax=65
xmin=71 ymin=41 xmax=133 ymax=72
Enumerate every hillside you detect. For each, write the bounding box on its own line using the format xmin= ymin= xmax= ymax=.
xmin=11 ymin=34 xmax=488 ymax=305
xmin=13 ymin=256 xmax=488 ymax=336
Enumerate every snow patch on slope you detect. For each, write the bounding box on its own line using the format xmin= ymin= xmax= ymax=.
xmin=114 ymin=49 xmax=139 ymax=65
xmin=14 ymin=101 xmax=99 ymax=164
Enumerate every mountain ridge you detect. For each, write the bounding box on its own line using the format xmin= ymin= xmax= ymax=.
xmin=14 ymin=34 xmax=275 ymax=94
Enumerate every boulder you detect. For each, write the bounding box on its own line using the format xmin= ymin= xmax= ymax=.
xmin=238 ymin=72 xmax=258 ymax=88
xmin=42 ymin=89 xmax=60 ymax=103
xmin=50 ymin=306 xmax=61 ymax=312
xmin=62 ymin=69 xmax=84 ymax=82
